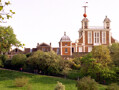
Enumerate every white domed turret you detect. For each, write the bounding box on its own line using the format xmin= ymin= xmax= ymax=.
xmin=59 ymin=32 xmax=72 ymax=56
xmin=60 ymin=32 xmax=71 ymax=42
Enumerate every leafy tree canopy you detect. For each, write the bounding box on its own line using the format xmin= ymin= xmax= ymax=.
xmin=0 ymin=26 xmax=23 ymax=54
xmin=0 ymin=0 xmax=15 ymax=23
xmin=109 ymin=43 xmax=119 ymax=66
xmin=91 ymin=45 xmax=111 ymax=67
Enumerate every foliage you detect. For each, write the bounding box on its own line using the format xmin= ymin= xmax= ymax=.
xmin=106 ymin=83 xmax=119 ymax=90
xmin=76 ymin=76 xmax=99 ymax=90
xmin=71 ymin=57 xmax=81 ymax=70
xmin=92 ymin=45 xmax=111 ymax=67
xmin=0 ymin=59 xmax=3 ymax=67
xmin=0 ymin=0 xmax=15 ymax=23
xmin=14 ymin=77 xmax=29 ymax=87
xmin=109 ymin=43 xmax=119 ymax=66
xmin=67 ymin=70 xmax=80 ymax=80
xmin=27 ymin=50 xmax=63 ymax=74
xmin=0 ymin=26 xmax=23 ymax=54
xmin=54 ymin=81 xmax=65 ymax=90
xmin=26 ymin=52 xmax=32 ymax=57
xmin=0 ymin=54 xmax=8 ymax=63
xmin=11 ymin=54 xmax=27 ymax=69
xmin=80 ymin=52 xmax=117 ymax=83
xmin=0 ymin=54 xmax=8 ymax=67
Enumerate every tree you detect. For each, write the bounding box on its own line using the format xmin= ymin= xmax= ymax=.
xmin=11 ymin=54 xmax=27 ymax=69
xmin=0 ymin=0 xmax=15 ymax=23
xmin=91 ymin=45 xmax=111 ymax=67
xmin=80 ymin=46 xmax=117 ymax=82
xmin=0 ymin=26 xmax=23 ymax=54
xmin=27 ymin=50 xmax=62 ymax=74
xmin=108 ymin=43 xmax=119 ymax=66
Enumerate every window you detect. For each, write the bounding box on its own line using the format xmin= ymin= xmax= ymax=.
xmin=88 ymin=47 xmax=92 ymax=52
xmin=65 ymin=48 xmax=68 ymax=53
xmin=42 ymin=48 xmax=45 ymax=51
xmin=79 ymin=47 xmax=82 ymax=52
xmin=102 ymin=32 xmax=106 ymax=44
xmin=65 ymin=43 xmax=67 ymax=46
xmin=85 ymin=22 xmax=88 ymax=29
xmin=106 ymin=22 xmax=110 ymax=29
xmin=94 ymin=32 xmax=100 ymax=44
xmin=88 ymin=31 xmax=92 ymax=44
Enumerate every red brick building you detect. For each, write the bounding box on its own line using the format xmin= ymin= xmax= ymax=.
xmin=8 ymin=6 xmax=116 ymax=58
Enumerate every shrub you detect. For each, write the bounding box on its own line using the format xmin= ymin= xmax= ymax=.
xmin=76 ymin=76 xmax=99 ymax=90
xmin=0 ymin=55 xmax=8 ymax=63
xmin=106 ymin=83 xmax=119 ymax=90
xmin=14 ymin=77 xmax=29 ymax=87
xmin=0 ymin=59 xmax=4 ymax=67
xmin=11 ymin=54 xmax=27 ymax=69
xmin=54 ymin=81 xmax=65 ymax=90
xmin=27 ymin=51 xmax=62 ymax=75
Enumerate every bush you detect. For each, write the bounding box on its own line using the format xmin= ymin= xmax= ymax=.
xmin=54 ymin=81 xmax=65 ymax=90
xmin=11 ymin=54 xmax=27 ymax=69
xmin=0 ymin=55 xmax=8 ymax=63
xmin=76 ymin=76 xmax=99 ymax=90
xmin=0 ymin=59 xmax=4 ymax=67
xmin=27 ymin=51 xmax=62 ymax=75
xmin=14 ymin=77 xmax=29 ymax=87
xmin=106 ymin=83 xmax=119 ymax=90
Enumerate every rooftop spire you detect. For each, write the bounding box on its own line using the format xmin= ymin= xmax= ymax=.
xmin=64 ymin=32 xmax=66 ymax=36
xmin=83 ymin=2 xmax=88 ymax=17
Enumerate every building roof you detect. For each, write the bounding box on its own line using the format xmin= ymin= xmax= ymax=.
xmin=60 ymin=32 xmax=71 ymax=42
xmin=88 ymin=26 xmax=104 ymax=29
xmin=104 ymin=16 xmax=111 ymax=22
xmin=82 ymin=17 xmax=89 ymax=22
xmin=79 ymin=26 xmax=110 ymax=30
xmin=38 ymin=42 xmax=50 ymax=47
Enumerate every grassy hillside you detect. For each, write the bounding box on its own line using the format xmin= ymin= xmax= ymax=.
xmin=0 ymin=69 xmax=77 ymax=90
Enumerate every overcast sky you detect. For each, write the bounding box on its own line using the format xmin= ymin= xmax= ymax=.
xmin=2 ymin=0 xmax=119 ymax=48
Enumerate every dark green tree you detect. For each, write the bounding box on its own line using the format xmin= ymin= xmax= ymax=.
xmin=109 ymin=43 xmax=119 ymax=66
xmin=27 ymin=50 xmax=62 ymax=74
xmin=11 ymin=54 xmax=27 ymax=69
xmin=80 ymin=46 xmax=116 ymax=83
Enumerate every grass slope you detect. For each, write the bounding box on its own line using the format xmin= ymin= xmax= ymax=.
xmin=0 ymin=69 xmax=77 ymax=90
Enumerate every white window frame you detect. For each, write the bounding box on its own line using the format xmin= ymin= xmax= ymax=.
xmin=88 ymin=31 xmax=92 ymax=44
xmin=79 ymin=47 xmax=82 ymax=52
xmin=65 ymin=48 xmax=68 ymax=53
xmin=94 ymin=31 xmax=100 ymax=45
xmin=88 ymin=46 xmax=92 ymax=52
xmin=102 ymin=31 xmax=106 ymax=44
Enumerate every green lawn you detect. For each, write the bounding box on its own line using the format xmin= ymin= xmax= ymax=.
xmin=0 ymin=69 xmax=108 ymax=90
xmin=0 ymin=69 xmax=77 ymax=90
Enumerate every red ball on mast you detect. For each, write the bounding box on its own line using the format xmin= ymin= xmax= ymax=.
xmin=83 ymin=13 xmax=87 ymax=17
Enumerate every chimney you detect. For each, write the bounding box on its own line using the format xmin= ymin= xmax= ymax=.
xmin=50 ymin=42 xmax=51 ymax=46
xmin=37 ymin=43 xmax=39 ymax=46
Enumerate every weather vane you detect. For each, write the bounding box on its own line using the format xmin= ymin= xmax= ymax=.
xmin=83 ymin=2 xmax=88 ymax=17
